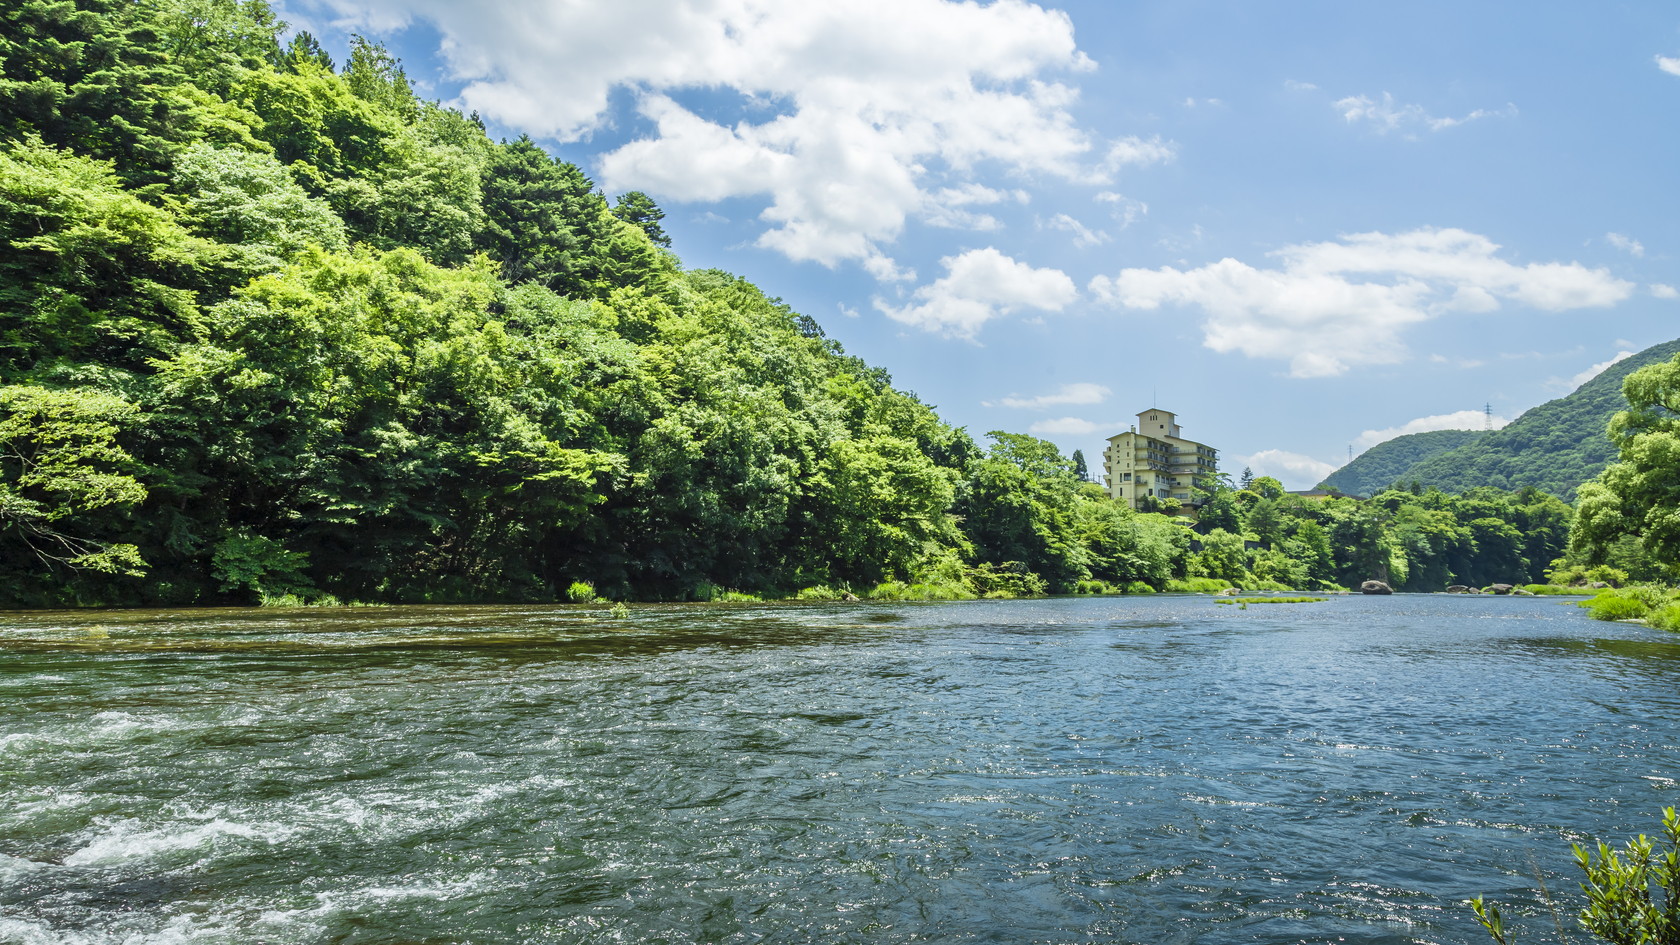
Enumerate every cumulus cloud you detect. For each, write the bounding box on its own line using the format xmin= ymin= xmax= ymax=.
xmin=990 ymin=382 xmax=1111 ymax=409
xmin=1653 ymin=284 xmax=1680 ymax=299
xmin=1045 ymin=213 xmax=1109 ymax=248
xmin=1658 ymin=55 xmax=1680 ymax=77
xmin=1605 ymin=232 xmax=1645 ymax=257
xmin=876 ymin=247 xmax=1077 ymax=339
xmin=1353 ymin=410 xmax=1508 ymax=450
xmin=1561 ymin=350 xmax=1635 ymax=391
xmin=1087 ymin=227 xmax=1636 ymax=377
xmin=1233 ymin=449 xmax=1338 ymax=491
xmin=1333 ymin=92 xmax=1515 ymax=134
xmin=317 ymin=0 xmax=1108 ymax=270
xmin=1029 ymin=417 xmax=1102 ymax=435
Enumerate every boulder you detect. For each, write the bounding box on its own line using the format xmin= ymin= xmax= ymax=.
xmin=1587 ymin=582 xmax=1610 ymax=590
xmin=1445 ymin=585 xmax=1470 ymax=594
xmin=1360 ymin=580 xmax=1393 ymax=595
xmin=1490 ymin=584 xmax=1514 ymax=595
xmin=1221 ymin=588 xmax=1242 ymax=596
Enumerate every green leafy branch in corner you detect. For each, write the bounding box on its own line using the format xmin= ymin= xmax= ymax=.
xmin=1473 ymin=807 xmax=1680 ymax=944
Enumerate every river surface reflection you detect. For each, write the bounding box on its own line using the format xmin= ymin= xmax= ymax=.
xmin=2 ymin=594 xmax=1677 ymax=944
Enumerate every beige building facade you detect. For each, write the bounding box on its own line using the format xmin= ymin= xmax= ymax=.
xmin=1103 ymin=409 xmax=1219 ymax=513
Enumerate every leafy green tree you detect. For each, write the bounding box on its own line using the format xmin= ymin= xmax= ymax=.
xmin=1572 ymin=352 xmax=1680 ymax=577
xmin=0 ymin=138 xmax=208 ymax=378
xmin=959 ymin=432 xmax=1087 ymax=592
xmin=476 ymin=136 xmax=611 ymax=295
xmin=612 ymin=190 xmax=671 ymax=247
xmin=0 ymin=385 xmax=147 ymax=599
xmin=1190 ymin=528 xmax=1247 ymax=583
xmin=1250 ymin=475 xmax=1286 ymax=500
xmin=171 ymin=143 xmax=347 ymax=277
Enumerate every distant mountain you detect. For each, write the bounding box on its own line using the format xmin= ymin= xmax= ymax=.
xmin=1339 ymin=338 xmax=1680 ymax=500
xmin=1321 ymin=429 xmax=1486 ymax=497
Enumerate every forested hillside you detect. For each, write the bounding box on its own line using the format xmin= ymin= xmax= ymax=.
xmin=1391 ymin=339 xmax=1680 ymax=500
xmin=0 ymin=1 xmax=1598 ymax=606
xmin=0 ymin=0 xmax=1197 ymax=606
xmin=1321 ymin=429 xmax=1485 ymax=497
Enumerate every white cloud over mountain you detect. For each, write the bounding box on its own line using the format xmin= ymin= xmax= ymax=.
xmin=1087 ymin=227 xmax=1635 ymax=378
xmin=876 ymin=248 xmax=1077 ymax=339
xmin=1353 ymin=410 xmax=1508 ymax=451
xmin=1233 ymin=449 xmax=1337 ymax=491
xmin=316 ymin=0 xmax=1108 ymax=270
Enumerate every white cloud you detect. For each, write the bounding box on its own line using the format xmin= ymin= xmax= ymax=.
xmin=1653 ymin=283 xmax=1680 ymax=299
xmin=1605 ymin=232 xmax=1645 ymax=257
xmin=1029 ymin=417 xmax=1102 ymax=435
xmin=875 ymin=247 xmax=1077 ymax=339
xmin=1087 ymin=227 xmax=1636 ymax=377
xmin=1095 ymin=191 xmax=1148 ymax=228
xmin=1354 ymin=410 xmax=1508 ymax=450
xmin=1332 ymin=92 xmax=1515 ymax=134
xmin=1283 ymin=79 xmax=1318 ymax=92
xmin=1233 ymin=449 xmax=1338 ymax=491
xmin=1563 ymin=350 xmax=1635 ymax=391
xmin=1658 ymin=55 xmax=1680 ymax=77
xmin=319 ymin=0 xmax=1106 ymax=271
xmin=1103 ymin=135 xmax=1177 ymax=170
xmin=1045 ymin=213 xmax=1109 ymax=248
xmin=991 ymin=382 xmax=1111 ymax=409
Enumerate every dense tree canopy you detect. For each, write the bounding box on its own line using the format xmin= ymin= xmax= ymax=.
xmin=0 ymin=0 xmax=1619 ymax=605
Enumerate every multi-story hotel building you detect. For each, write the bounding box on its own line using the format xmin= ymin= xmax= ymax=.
xmin=1103 ymin=409 xmax=1219 ymax=512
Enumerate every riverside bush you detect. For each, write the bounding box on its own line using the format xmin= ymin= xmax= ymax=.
xmin=566 ymin=581 xmax=595 ymax=602
xmin=1580 ymin=585 xmax=1679 ymax=623
xmin=1166 ymin=577 xmax=1231 ymax=593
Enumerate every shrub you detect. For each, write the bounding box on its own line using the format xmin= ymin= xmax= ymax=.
xmin=1582 ymin=591 xmax=1651 ymax=622
xmin=794 ymin=585 xmax=845 ymax=601
xmin=1074 ymin=579 xmax=1113 ymax=595
xmin=1473 ymin=807 xmax=1680 ymax=945
xmin=1166 ymin=577 xmax=1231 ymax=594
xmin=1647 ymin=602 xmax=1680 ymax=632
xmin=1123 ymin=581 xmax=1156 ymax=595
xmin=566 ymin=581 xmax=596 ymax=602
xmin=1523 ymin=583 xmax=1578 ymax=595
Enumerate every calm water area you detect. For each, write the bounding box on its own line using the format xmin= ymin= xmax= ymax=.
xmin=2 ymin=594 xmax=1678 ymax=944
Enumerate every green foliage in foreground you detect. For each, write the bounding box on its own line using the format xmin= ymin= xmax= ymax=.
xmin=1474 ymin=807 xmax=1680 ymax=945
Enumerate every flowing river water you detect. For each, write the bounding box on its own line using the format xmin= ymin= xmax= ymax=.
xmin=1 ymin=594 xmax=1677 ymax=944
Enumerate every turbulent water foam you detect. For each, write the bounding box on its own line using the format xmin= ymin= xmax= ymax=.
xmin=1 ymin=596 xmax=1676 ymax=944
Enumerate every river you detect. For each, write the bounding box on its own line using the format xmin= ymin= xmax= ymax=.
xmin=1 ymin=594 xmax=1677 ymax=944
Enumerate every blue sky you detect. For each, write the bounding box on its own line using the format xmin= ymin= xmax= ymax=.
xmin=278 ymin=0 xmax=1679 ymax=488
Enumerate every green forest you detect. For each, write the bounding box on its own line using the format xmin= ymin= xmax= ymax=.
xmin=1321 ymin=429 xmax=1485 ymax=498
xmin=1328 ymin=338 xmax=1680 ymax=501
xmin=2 ymin=0 xmax=1673 ymax=608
